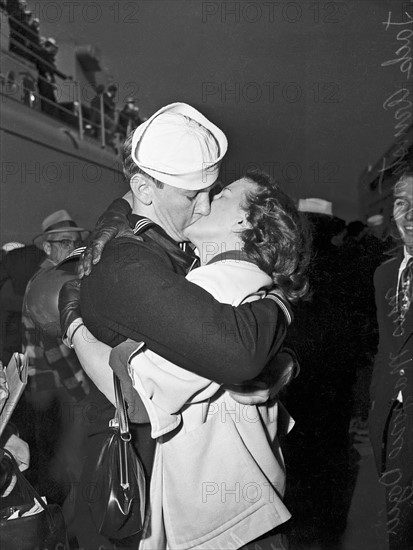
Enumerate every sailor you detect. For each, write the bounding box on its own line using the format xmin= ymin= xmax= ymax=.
xmin=59 ymin=102 xmax=293 ymax=549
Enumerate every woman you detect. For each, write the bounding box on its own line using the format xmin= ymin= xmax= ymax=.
xmin=66 ymin=169 xmax=310 ymax=549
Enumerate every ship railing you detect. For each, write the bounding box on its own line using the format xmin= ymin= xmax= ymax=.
xmin=0 ymin=66 xmax=112 ymax=149
xmin=0 ymin=51 xmax=116 ymax=148
xmin=6 ymin=10 xmax=47 ymax=47
xmin=1 ymin=35 xmax=117 ymax=151
xmin=3 ymin=11 xmax=70 ymax=79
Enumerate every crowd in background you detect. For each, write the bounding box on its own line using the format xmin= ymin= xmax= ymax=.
xmin=0 ymin=198 xmax=398 ymax=549
xmin=89 ymin=86 xmax=145 ymax=146
xmin=1 ymin=0 xmax=145 ymax=145
xmin=1 ymin=9 xmax=411 ymax=541
xmin=282 ymin=208 xmax=396 ymax=549
xmin=1 ymin=4 xmax=411 ymax=549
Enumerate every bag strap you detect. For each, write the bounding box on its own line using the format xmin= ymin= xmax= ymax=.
xmin=112 ymin=374 xmax=135 ymax=490
xmin=113 ymin=373 xmax=131 ymax=441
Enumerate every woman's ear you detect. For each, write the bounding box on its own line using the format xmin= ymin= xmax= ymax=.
xmin=130 ymin=174 xmax=153 ymax=206
xmin=234 ymin=212 xmax=251 ymax=230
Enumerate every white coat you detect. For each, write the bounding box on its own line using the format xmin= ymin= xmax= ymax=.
xmin=127 ymin=259 xmax=293 ymax=549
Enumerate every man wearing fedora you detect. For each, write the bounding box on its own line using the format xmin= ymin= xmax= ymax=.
xmin=59 ymin=102 xmax=294 ymax=549
xmin=32 ymin=209 xmax=88 ymax=265
xmin=21 ymin=209 xmax=89 ymax=541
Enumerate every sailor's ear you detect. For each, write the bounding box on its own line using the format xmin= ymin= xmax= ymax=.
xmin=130 ymin=174 xmax=153 ymax=206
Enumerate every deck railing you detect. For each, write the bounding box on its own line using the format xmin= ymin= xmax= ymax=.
xmin=0 ymin=10 xmax=118 ymax=151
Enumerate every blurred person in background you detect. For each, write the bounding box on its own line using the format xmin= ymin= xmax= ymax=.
xmin=90 ymin=84 xmax=105 ymax=137
xmin=282 ymin=198 xmax=360 ymax=550
xmin=21 ymin=209 xmax=90 ymax=543
xmin=103 ymin=83 xmax=118 ymax=146
xmin=36 ymin=37 xmax=65 ymax=116
xmin=117 ymin=96 xmax=145 ymax=140
xmin=369 ymin=171 xmax=413 ymax=550
xmin=0 ymin=242 xmax=45 ymax=364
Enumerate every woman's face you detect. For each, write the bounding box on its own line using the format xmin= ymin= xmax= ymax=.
xmin=184 ymin=178 xmax=256 ymax=244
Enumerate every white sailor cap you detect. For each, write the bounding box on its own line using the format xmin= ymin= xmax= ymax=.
xmin=131 ymin=102 xmax=228 ymax=190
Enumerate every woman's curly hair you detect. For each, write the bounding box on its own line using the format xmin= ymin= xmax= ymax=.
xmin=240 ymin=169 xmax=311 ymax=302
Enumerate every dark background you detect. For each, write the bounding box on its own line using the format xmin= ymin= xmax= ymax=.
xmin=26 ymin=0 xmax=411 ymax=220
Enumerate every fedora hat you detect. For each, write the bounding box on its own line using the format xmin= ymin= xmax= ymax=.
xmin=1 ymin=242 xmax=25 ymax=252
xmin=298 ymin=198 xmax=333 ymax=217
xmin=33 ymin=210 xmax=89 ymax=248
xmin=367 ymin=214 xmax=384 ymax=227
xmin=131 ymin=102 xmax=228 ymax=190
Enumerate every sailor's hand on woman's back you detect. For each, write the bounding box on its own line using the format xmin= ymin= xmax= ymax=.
xmin=78 ymin=194 xmax=134 ymax=278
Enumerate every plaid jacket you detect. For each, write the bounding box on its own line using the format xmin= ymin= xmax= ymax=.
xmin=22 ymin=259 xmax=88 ymax=401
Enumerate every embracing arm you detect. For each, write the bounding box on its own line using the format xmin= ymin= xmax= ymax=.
xmin=81 ymin=242 xmax=290 ymax=385
xmin=67 ymin=319 xmax=115 ymax=405
xmin=67 ymin=320 xmax=149 ymax=423
xmin=78 ymin=196 xmax=133 ymax=278
xmin=59 ymin=279 xmax=115 ymax=403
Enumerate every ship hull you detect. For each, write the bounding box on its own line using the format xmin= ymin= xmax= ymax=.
xmin=1 ymin=93 xmax=127 ymax=244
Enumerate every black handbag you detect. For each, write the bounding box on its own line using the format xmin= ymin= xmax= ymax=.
xmin=88 ymin=373 xmax=146 ymax=540
xmin=0 ymin=448 xmax=69 ymax=550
